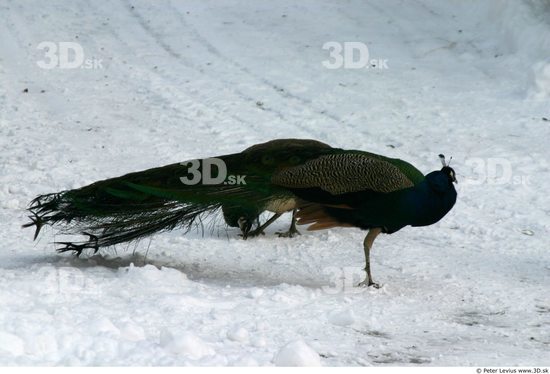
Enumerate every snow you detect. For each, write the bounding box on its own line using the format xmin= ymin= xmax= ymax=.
xmin=227 ymin=326 xmax=250 ymax=343
xmin=160 ymin=331 xmax=215 ymax=360
xmin=1 ymin=0 xmax=549 ymax=367
xmin=273 ymin=340 xmax=322 ymax=367
xmin=327 ymin=309 xmax=356 ymax=327
xmin=0 ymin=332 xmax=25 ymax=357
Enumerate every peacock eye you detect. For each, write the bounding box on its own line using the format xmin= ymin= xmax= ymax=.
xmin=449 ymin=169 xmax=458 ymax=183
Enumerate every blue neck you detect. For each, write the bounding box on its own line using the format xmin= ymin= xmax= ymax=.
xmin=409 ymin=170 xmax=457 ymax=227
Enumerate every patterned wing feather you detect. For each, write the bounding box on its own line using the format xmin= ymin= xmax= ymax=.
xmin=271 ymin=152 xmax=420 ymax=194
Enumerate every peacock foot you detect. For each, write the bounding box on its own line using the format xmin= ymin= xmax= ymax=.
xmin=357 ymin=279 xmax=380 ymax=289
xmin=276 ymin=228 xmax=301 ymax=238
xmin=243 ymin=228 xmax=266 ymax=239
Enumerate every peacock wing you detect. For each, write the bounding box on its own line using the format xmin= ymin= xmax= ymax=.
xmin=271 ymin=151 xmax=424 ymax=195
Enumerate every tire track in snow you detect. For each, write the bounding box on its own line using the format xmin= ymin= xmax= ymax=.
xmin=119 ymin=1 xmax=256 ymax=126
xmin=121 ymin=0 xmax=352 ymax=143
xmin=121 ymin=0 xmax=297 ymax=129
xmin=87 ymin=0 xmax=280 ymax=146
xmin=163 ymin=1 xmax=379 ymax=147
xmin=166 ymin=1 xmax=346 ymax=128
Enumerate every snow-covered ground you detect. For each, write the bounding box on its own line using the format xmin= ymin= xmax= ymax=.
xmin=1 ymin=0 xmax=549 ymax=366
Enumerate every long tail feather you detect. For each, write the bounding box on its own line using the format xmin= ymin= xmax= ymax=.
xmin=26 ymin=189 xmax=222 ymax=254
xmin=22 ymin=157 xmax=268 ymax=254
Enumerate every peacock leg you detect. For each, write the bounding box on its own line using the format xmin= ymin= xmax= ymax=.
xmin=358 ymin=228 xmax=382 ymax=288
xmin=237 ymin=217 xmax=253 ymax=238
xmin=244 ymin=213 xmax=282 ymax=239
xmin=276 ymin=209 xmax=301 ymax=238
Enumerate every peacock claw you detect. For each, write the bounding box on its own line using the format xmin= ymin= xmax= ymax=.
xmin=357 ymin=280 xmax=380 ymax=289
xmin=243 ymin=229 xmax=266 ymax=239
xmin=277 ymin=211 xmax=301 ymax=238
xmin=276 ymin=229 xmax=301 ymax=238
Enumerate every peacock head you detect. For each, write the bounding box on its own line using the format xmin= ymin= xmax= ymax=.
xmin=439 ymin=154 xmax=457 ymax=184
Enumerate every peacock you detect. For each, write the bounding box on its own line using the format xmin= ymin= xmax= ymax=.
xmin=24 ymin=138 xmax=457 ymax=287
